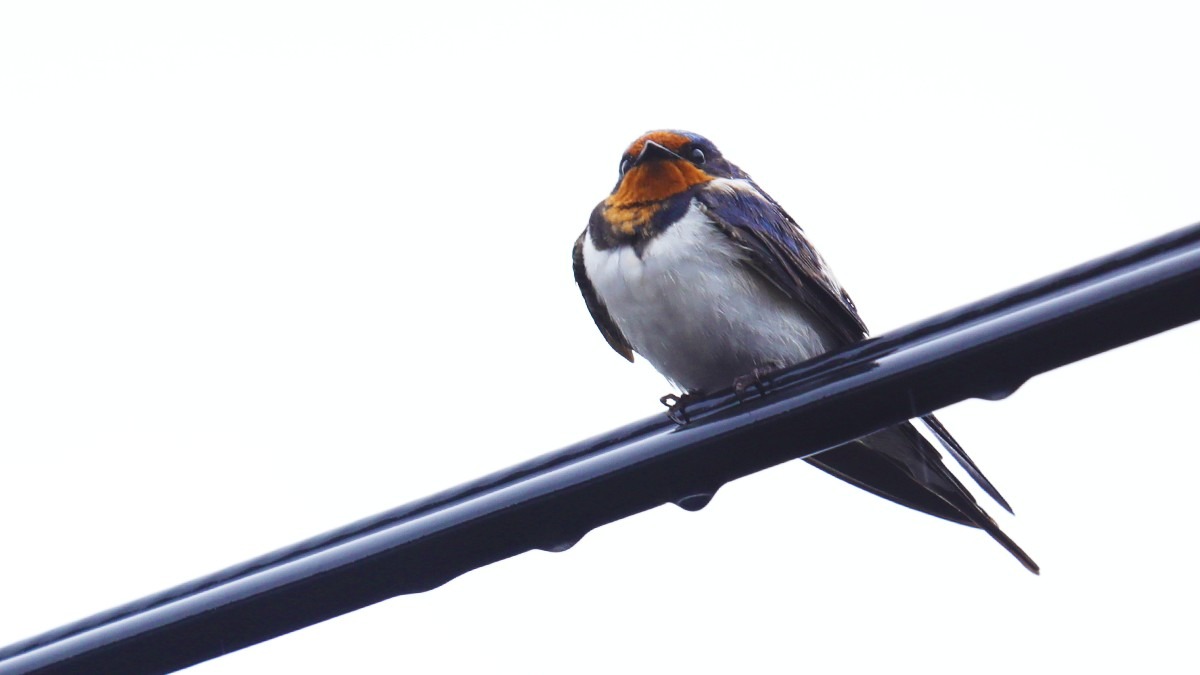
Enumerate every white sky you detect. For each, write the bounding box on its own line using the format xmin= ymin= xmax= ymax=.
xmin=2 ymin=2 xmax=1199 ymax=673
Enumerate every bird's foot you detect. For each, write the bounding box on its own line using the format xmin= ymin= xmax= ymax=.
xmin=732 ymin=365 xmax=782 ymax=399
xmin=660 ymin=392 xmax=699 ymax=425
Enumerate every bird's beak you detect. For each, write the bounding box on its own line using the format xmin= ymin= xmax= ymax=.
xmin=634 ymin=140 xmax=681 ymax=167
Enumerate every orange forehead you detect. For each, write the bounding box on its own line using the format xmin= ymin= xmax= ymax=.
xmin=625 ymin=131 xmax=692 ymax=157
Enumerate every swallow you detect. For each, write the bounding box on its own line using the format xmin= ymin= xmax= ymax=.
xmin=573 ymin=130 xmax=1038 ymax=573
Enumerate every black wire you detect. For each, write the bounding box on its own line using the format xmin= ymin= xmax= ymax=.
xmin=2 ymin=223 xmax=1199 ymax=675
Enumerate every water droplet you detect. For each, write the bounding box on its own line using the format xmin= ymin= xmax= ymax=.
xmin=675 ymin=493 xmax=714 ymax=512
xmin=976 ymin=377 xmax=1027 ymax=401
xmin=537 ymin=531 xmax=586 ymax=552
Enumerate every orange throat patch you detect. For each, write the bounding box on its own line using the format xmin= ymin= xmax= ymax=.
xmin=603 ymin=160 xmax=712 ymax=235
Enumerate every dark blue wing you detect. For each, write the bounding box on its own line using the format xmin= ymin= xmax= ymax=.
xmin=695 ymin=181 xmax=869 ymax=346
xmin=573 ymin=231 xmax=634 ymax=362
xmin=697 ymin=180 xmax=1034 ymax=569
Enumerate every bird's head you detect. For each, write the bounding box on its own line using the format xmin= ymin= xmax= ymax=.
xmin=598 ymin=130 xmax=744 ymax=236
xmin=611 ymin=130 xmax=743 ymax=202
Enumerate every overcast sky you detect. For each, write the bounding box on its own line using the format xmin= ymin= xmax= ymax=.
xmin=2 ymin=2 xmax=1199 ymax=673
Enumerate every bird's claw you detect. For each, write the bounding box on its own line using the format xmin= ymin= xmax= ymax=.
xmin=732 ymin=366 xmax=778 ymax=400
xmin=660 ymin=392 xmax=694 ymax=425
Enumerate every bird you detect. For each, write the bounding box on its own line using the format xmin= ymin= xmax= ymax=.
xmin=572 ymin=130 xmax=1039 ymax=574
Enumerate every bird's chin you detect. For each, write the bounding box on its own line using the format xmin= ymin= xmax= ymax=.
xmin=609 ymin=160 xmax=712 ymax=206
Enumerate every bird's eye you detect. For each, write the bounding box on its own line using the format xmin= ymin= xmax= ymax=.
xmin=619 ymin=158 xmax=631 ymax=176
xmin=690 ymin=148 xmax=706 ymax=164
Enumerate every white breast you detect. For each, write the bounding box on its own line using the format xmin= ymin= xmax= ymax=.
xmin=581 ymin=202 xmax=836 ymax=393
